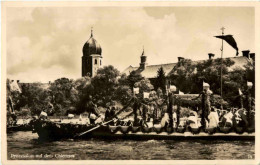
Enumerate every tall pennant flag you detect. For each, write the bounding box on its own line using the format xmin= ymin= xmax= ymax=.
xmin=238 ymin=88 xmax=243 ymax=95
xmin=215 ymin=35 xmax=239 ymax=56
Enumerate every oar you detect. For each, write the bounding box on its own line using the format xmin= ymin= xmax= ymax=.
xmin=74 ymin=99 xmax=134 ymax=138
xmin=74 ymin=119 xmax=114 ymax=138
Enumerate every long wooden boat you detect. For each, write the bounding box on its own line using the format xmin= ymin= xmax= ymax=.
xmin=31 ymin=119 xmax=255 ymax=141
xmin=7 ymin=124 xmax=32 ymax=132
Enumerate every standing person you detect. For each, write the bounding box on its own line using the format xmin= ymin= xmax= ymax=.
xmin=193 ymin=88 xmax=211 ymax=129
xmin=176 ymin=104 xmax=181 ymax=127
xmin=153 ymin=103 xmax=162 ymax=125
xmin=244 ymin=88 xmax=252 ymax=124
xmin=167 ymin=92 xmax=175 ymax=128
xmin=104 ymin=105 xmax=111 ymax=121
xmin=110 ymin=106 xmax=116 ymax=119
xmin=142 ymin=105 xmax=149 ymax=127
xmin=85 ymin=95 xmax=100 ymax=124
xmin=200 ymin=89 xmax=207 ymax=129
xmin=133 ymin=96 xmax=140 ymax=126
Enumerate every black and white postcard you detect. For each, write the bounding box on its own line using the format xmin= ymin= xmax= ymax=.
xmin=1 ymin=1 xmax=259 ymax=165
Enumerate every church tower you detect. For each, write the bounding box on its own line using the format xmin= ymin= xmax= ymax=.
xmin=82 ymin=28 xmax=102 ymax=77
xmin=139 ymin=47 xmax=147 ymax=70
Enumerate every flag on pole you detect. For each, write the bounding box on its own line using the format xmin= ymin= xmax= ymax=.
xmin=238 ymin=88 xmax=243 ymax=95
xmin=10 ymin=80 xmax=21 ymax=93
xmin=215 ymin=35 xmax=239 ymax=56
xmin=207 ymin=89 xmax=213 ymax=95
xmin=203 ymin=81 xmax=210 ymax=90
xmin=247 ymin=81 xmax=253 ymax=88
xmin=169 ymin=85 xmax=176 ymax=92
xmin=143 ymin=92 xmax=149 ymax=98
xmin=133 ymin=87 xmax=139 ymax=94
xmin=79 ymin=114 xmax=82 ymax=121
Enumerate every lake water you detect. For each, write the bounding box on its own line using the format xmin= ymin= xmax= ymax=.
xmin=7 ymin=131 xmax=254 ymax=160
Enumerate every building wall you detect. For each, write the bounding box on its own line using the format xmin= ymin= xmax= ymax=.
xmin=91 ymin=56 xmax=102 ymax=77
xmin=82 ymin=56 xmax=93 ymax=77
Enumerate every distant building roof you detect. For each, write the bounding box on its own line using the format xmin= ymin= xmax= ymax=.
xmin=139 ymin=63 xmax=176 ymax=79
xmin=122 ymin=56 xmax=253 ymax=79
xmin=19 ymin=82 xmax=50 ymax=90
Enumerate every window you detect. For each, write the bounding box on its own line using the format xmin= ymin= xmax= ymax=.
xmin=100 ymin=60 xmax=102 ymax=65
xmin=95 ymin=59 xmax=97 ymax=65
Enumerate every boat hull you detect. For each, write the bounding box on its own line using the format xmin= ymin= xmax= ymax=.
xmin=32 ymin=120 xmax=255 ymax=141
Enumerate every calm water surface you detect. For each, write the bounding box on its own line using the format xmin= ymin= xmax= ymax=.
xmin=7 ymin=131 xmax=254 ymax=160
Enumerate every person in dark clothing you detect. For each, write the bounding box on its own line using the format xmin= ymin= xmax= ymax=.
xmin=133 ymin=96 xmax=141 ymax=126
xmin=142 ymin=105 xmax=149 ymax=127
xmin=244 ymin=88 xmax=252 ymax=124
xmin=105 ymin=106 xmax=111 ymax=121
xmin=85 ymin=96 xmax=100 ymax=124
xmin=110 ymin=107 xmax=116 ymax=118
xmin=167 ymin=92 xmax=175 ymax=128
xmin=193 ymin=88 xmax=211 ymax=129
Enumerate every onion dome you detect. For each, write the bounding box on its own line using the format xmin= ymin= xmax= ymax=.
xmin=83 ymin=28 xmax=102 ymax=56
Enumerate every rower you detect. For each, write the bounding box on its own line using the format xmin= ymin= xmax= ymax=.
xmin=39 ymin=110 xmax=48 ymax=120
xmin=207 ymin=107 xmax=219 ymax=129
xmin=105 ymin=103 xmax=112 ymax=121
xmin=219 ymin=108 xmax=233 ymax=127
xmin=187 ymin=111 xmax=200 ymax=129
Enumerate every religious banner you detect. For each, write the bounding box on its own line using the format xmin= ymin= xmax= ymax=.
xmin=247 ymin=81 xmax=253 ymax=88
xmin=169 ymin=85 xmax=176 ymax=92
xmin=215 ymin=35 xmax=239 ymax=55
xmin=143 ymin=92 xmax=149 ymax=98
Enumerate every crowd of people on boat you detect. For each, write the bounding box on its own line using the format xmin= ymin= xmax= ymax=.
xmin=27 ymin=79 xmax=255 ymax=134
xmin=80 ymin=87 xmax=255 ymax=134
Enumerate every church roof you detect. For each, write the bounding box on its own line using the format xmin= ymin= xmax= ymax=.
xmin=82 ymin=29 xmax=102 ymax=56
xmin=122 ymin=56 xmax=253 ymax=79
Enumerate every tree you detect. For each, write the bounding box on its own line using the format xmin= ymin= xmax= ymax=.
xmin=154 ymin=67 xmax=166 ymax=93
xmin=169 ymin=59 xmax=197 ymax=93
xmin=91 ymin=65 xmax=120 ymax=106
xmin=134 ymin=78 xmax=154 ymax=94
xmin=114 ymin=85 xmax=132 ymax=106
xmin=17 ymin=83 xmax=50 ymax=115
xmin=127 ymin=70 xmax=143 ymax=90
xmin=48 ymin=77 xmax=77 ymax=115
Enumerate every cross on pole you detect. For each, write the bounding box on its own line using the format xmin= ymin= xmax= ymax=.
xmin=220 ymin=27 xmax=225 ymax=109
xmin=221 ymin=27 xmax=225 ymax=35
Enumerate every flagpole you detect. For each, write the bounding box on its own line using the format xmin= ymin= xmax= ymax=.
xmin=220 ymin=27 xmax=225 ymax=109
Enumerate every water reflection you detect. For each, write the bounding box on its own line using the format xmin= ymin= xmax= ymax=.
xmin=7 ymin=131 xmax=254 ymax=160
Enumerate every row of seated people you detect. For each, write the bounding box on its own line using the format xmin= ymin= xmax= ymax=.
xmin=108 ymin=107 xmax=255 ymax=133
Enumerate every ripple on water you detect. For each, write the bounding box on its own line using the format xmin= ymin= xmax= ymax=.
xmin=7 ymin=131 xmax=255 ymax=160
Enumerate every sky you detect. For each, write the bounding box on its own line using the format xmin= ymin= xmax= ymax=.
xmin=5 ymin=7 xmax=255 ymax=83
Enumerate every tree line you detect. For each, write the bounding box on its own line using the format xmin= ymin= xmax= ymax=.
xmin=7 ymin=57 xmax=255 ymax=117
